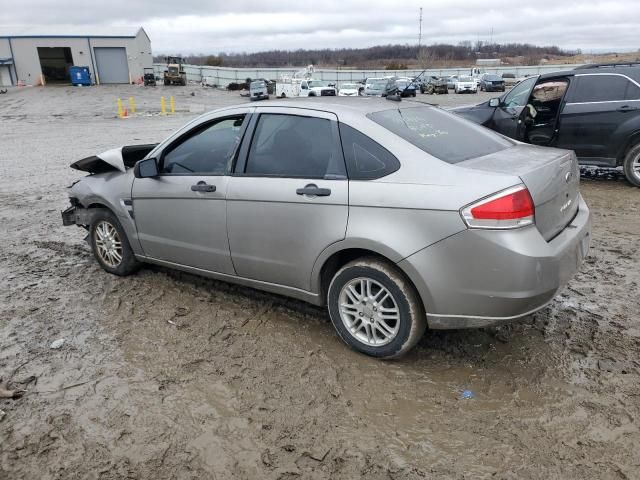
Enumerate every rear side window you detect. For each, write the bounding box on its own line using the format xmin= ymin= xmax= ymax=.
xmin=339 ymin=124 xmax=400 ymax=180
xmin=625 ymin=81 xmax=640 ymax=100
xmin=368 ymin=107 xmax=512 ymax=164
xmin=571 ymin=75 xmax=631 ymax=102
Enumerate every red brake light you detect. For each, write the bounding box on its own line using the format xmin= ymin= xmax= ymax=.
xmin=461 ymin=185 xmax=535 ymax=229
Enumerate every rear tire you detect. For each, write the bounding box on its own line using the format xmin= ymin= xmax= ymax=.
xmin=90 ymin=210 xmax=140 ymax=276
xmin=327 ymin=258 xmax=426 ymax=359
xmin=623 ymin=143 xmax=640 ymax=187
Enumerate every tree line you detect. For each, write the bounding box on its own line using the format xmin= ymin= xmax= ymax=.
xmin=153 ymin=42 xmax=579 ymax=69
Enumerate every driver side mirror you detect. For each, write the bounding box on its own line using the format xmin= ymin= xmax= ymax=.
xmin=134 ymin=157 xmax=159 ymax=178
xmin=489 ymin=98 xmax=501 ymax=108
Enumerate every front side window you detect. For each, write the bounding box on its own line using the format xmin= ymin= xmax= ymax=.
xmin=503 ymin=77 xmax=537 ymax=108
xmin=368 ymin=106 xmax=512 ymax=164
xmin=161 ymin=116 xmax=245 ymax=174
xmin=570 ymin=75 xmax=630 ymax=102
xmin=244 ymin=114 xmax=344 ymax=178
xmin=339 ymin=124 xmax=400 ymax=180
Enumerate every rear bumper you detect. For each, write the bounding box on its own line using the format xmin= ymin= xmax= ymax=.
xmin=399 ymin=194 xmax=592 ymax=329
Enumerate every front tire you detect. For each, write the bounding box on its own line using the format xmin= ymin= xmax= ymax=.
xmin=623 ymin=143 xmax=640 ymax=187
xmin=327 ymin=258 xmax=426 ymax=359
xmin=90 ymin=210 xmax=140 ymax=276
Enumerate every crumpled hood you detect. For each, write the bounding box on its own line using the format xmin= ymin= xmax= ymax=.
xmin=70 ymin=144 xmax=157 ymax=174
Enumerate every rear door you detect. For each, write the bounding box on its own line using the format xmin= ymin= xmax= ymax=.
xmin=132 ymin=109 xmax=250 ymax=274
xmin=488 ymin=76 xmax=537 ymax=140
xmin=556 ymin=73 xmax=640 ymax=162
xmin=227 ymin=107 xmax=348 ymax=291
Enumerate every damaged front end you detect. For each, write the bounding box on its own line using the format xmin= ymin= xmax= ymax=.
xmin=70 ymin=144 xmax=157 ymax=174
xmin=61 ymin=198 xmax=95 ymax=227
xmin=62 ymin=143 xmax=157 ymax=228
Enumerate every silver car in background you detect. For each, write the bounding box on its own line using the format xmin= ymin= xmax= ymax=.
xmin=363 ymin=78 xmax=388 ymax=96
xmin=62 ymin=99 xmax=591 ymax=359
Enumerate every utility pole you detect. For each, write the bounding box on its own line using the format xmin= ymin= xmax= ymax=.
xmin=418 ymin=7 xmax=423 ymax=50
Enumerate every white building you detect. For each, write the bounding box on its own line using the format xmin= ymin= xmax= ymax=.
xmin=0 ymin=27 xmax=152 ymax=86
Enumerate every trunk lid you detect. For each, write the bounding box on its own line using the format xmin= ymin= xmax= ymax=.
xmin=461 ymin=144 xmax=580 ymax=241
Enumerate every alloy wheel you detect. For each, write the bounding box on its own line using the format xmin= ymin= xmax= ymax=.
xmin=94 ymin=221 xmax=123 ymax=268
xmin=633 ymin=152 xmax=640 ymax=180
xmin=338 ymin=277 xmax=400 ymax=347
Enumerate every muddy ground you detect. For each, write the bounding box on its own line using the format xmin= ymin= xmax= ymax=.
xmin=0 ymin=85 xmax=639 ymax=479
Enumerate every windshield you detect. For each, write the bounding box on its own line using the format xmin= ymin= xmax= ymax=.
xmin=459 ymin=76 xmax=473 ymax=82
xmin=251 ymin=81 xmax=266 ymax=88
xmin=308 ymin=80 xmax=329 ymax=88
xmin=368 ymin=106 xmax=512 ymax=164
xmin=368 ymin=79 xmax=386 ymax=88
xmin=484 ymin=75 xmax=502 ymax=81
xmin=341 ymin=83 xmax=357 ymax=89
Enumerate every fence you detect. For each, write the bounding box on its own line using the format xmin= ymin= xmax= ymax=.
xmin=152 ymin=63 xmax=584 ymax=87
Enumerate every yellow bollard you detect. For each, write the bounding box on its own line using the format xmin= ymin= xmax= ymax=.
xmin=128 ymin=97 xmax=136 ymax=114
xmin=169 ymin=96 xmax=175 ymax=114
xmin=117 ymin=98 xmax=124 ymax=118
xmin=160 ymin=96 xmax=166 ymax=115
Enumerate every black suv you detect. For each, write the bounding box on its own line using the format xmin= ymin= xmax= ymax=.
xmin=455 ymin=63 xmax=640 ymax=186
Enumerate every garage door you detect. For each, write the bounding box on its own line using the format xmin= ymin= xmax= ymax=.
xmin=94 ymin=47 xmax=129 ymax=84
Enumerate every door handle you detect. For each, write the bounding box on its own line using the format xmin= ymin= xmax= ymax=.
xmin=191 ymin=181 xmax=216 ymax=192
xmin=617 ymin=105 xmax=638 ymax=112
xmin=296 ymin=184 xmax=331 ymax=197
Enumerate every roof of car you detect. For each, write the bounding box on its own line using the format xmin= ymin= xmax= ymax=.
xmin=247 ymin=97 xmax=437 ymax=115
xmin=539 ymin=65 xmax=640 ymax=82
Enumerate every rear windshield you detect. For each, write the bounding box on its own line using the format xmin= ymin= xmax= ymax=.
xmin=367 ymin=106 xmax=513 ymax=164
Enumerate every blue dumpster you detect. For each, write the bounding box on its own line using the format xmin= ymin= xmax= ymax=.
xmin=70 ymin=66 xmax=92 ymax=86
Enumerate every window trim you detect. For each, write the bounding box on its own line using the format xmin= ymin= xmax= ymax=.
xmin=157 ymin=113 xmax=251 ymax=177
xmin=566 ymin=73 xmax=640 ymax=105
xmin=233 ymin=111 xmax=347 ymax=180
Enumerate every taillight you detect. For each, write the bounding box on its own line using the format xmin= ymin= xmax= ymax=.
xmin=461 ymin=185 xmax=535 ymax=229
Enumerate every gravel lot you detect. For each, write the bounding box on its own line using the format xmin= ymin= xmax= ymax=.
xmin=1 ymin=84 xmax=639 ymax=479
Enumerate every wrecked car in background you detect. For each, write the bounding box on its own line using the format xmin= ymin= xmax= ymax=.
xmin=455 ymin=63 xmax=640 ymax=187
xmin=62 ymin=100 xmax=591 ymax=359
xmin=421 ymin=76 xmax=449 ymax=95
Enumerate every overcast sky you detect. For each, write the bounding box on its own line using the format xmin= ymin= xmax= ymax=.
xmin=3 ymin=0 xmax=639 ymax=54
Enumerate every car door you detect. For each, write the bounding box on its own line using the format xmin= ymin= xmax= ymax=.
xmin=227 ymin=107 xmax=348 ymax=291
xmin=131 ymin=109 xmax=250 ymax=274
xmin=555 ymin=73 xmax=640 ymax=162
xmin=300 ymin=80 xmax=310 ymax=97
xmin=488 ymin=76 xmax=538 ymax=140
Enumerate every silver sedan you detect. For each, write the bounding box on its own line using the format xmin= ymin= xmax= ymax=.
xmin=62 ymin=99 xmax=592 ymax=359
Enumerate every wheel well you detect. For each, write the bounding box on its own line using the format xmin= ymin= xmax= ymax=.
xmin=319 ymin=248 xmax=404 ymax=305
xmin=619 ymin=133 xmax=640 ymax=165
xmin=87 ymin=202 xmax=109 ymax=210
